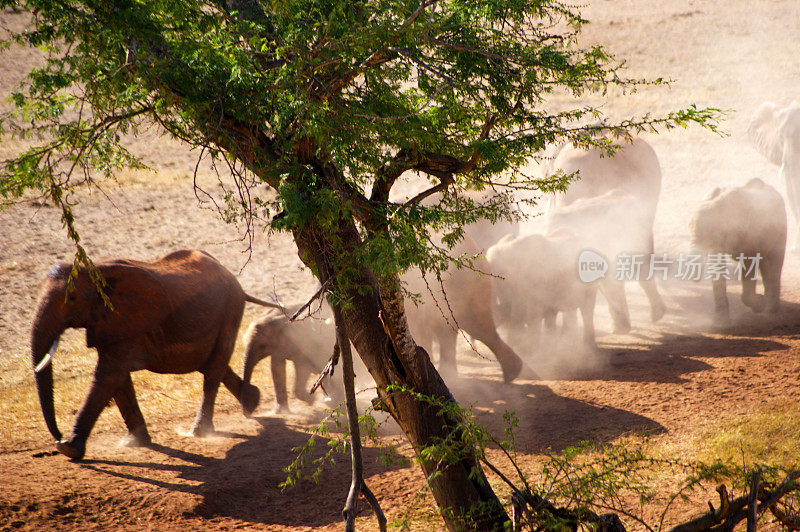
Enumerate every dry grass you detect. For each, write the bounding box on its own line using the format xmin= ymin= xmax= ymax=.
xmin=698 ymin=398 xmax=800 ymax=470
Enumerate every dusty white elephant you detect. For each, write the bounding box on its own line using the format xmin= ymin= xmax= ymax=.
xmin=486 ymin=229 xmax=598 ymax=354
xmin=548 ymin=134 xmax=661 ymax=214
xmin=546 ymin=189 xmax=663 ymax=333
xmin=748 ymin=101 xmax=800 ymax=250
xmin=689 ymin=178 xmax=787 ymax=325
xmin=402 ymin=234 xmax=524 ymax=382
xmin=546 ymin=134 xmax=665 ymax=329
xmin=241 ymin=303 xmax=369 ymax=413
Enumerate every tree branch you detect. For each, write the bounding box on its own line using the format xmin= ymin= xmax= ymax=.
xmin=310 ymin=157 xmax=376 ymax=224
xmin=399 ymin=0 xmax=439 ymax=29
xmin=670 ymin=471 xmax=800 ymax=532
xmin=369 ymin=148 xmax=416 ymax=203
xmin=332 ymin=302 xmax=387 ymax=532
xmin=289 ymin=277 xmax=333 ymax=322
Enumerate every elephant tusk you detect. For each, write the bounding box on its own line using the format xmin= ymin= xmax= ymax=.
xmin=544 ymin=195 xmax=553 ymax=216
xmin=34 ymin=340 xmax=59 ymax=373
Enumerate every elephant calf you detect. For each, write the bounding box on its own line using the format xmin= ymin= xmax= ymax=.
xmin=31 ymin=249 xmax=280 ymax=460
xmin=689 ymin=178 xmax=787 ymax=325
xmin=241 ymin=304 xmax=345 ymax=413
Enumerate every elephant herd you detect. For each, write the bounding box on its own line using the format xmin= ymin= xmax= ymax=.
xmin=29 ymin=102 xmax=798 ymax=461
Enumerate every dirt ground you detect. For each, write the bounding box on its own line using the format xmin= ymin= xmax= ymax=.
xmin=1 ymin=1 xmax=799 ymax=531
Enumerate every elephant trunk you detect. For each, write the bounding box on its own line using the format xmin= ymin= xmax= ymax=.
xmin=240 ymin=329 xmax=267 ymax=416
xmin=32 ymin=338 xmax=63 ymax=442
xmin=242 ymin=344 xmax=259 ymax=386
xmin=31 ymin=302 xmax=66 ymax=442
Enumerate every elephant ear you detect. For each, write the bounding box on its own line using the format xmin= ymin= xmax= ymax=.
xmin=748 ymin=102 xmax=786 ymax=166
xmin=778 ymin=105 xmax=800 ymax=144
xmin=87 ymin=262 xmax=172 ymax=348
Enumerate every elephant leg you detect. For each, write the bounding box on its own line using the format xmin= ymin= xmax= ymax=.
xmin=526 ymin=314 xmax=542 ymax=356
xmin=601 ymin=280 xmax=631 ymax=334
xmin=580 ymin=289 xmax=598 ymax=349
xmin=58 ymin=359 xmax=129 ymax=460
xmin=639 ymin=277 xmax=666 ymax=322
xmin=190 ymin=373 xmax=221 ymax=437
xmin=222 ymin=367 xmax=261 ymax=417
xmin=760 ymin=256 xmax=783 ymax=314
xmin=542 ymin=310 xmax=558 ymax=354
xmin=270 ymin=357 xmax=290 ymax=414
xmin=561 ymin=309 xmax=578 ymax=337
xmin=114 ymin=375 xmax=151 ymax=448
xmin=293 ymin=362 xmax=314 ymax=404
xmin=740 ymin=257 xmax=766 ymax=313
xmin=436 ymin=327 xmax=458 ymax=379
xmin=711 ymin=277 xmax=730 ymax=326
xmin=459 ymin=319 xmax=523 ymax=383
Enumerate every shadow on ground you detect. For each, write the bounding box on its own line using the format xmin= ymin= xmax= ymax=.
xmin=78 ymin=416 xmax=406 ymax=528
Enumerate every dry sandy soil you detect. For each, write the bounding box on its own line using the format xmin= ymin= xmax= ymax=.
xmin=1 ymin=1 xmax=799 ymax=530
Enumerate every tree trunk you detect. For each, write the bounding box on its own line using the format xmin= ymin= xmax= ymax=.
xmin=292 ymin=216 xmax=509 ymax=531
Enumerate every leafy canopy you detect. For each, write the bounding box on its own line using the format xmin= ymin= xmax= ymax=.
xmin=0 ymin=0 xmax=718 ymax=281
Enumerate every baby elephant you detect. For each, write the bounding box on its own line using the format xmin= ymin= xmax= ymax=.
xmin=689 ymin=178 xmax=787 ymax=325
xmin=242 ymin=305 xmax=346 ymax=414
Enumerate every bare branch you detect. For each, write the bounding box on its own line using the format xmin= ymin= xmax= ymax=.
xmin=289 ymin=277 xmax=333 ymax=321
xmin=332 ymin=303 xmax=387 ymax=532
xmin=403 ymin=176 xmax=453 ymax=207
xmin=399 ymin=0 xmax=439 ymax=29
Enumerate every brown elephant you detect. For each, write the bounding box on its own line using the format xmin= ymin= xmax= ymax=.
xmin=402 ymin=234 xmax=523 ymax=382
xmin=31 ymin=249 xmax=281 ymax=460
xmin=689 ymin=178 xmax=787 ymax=325
xmin=241 ymin=304 xmax=344 ymax=414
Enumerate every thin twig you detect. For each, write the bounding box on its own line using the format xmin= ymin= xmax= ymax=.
xmin=290 ymin=277 xmax=333 ymax=321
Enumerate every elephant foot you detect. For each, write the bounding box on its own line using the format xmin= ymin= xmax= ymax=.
xmin=612 ymin=322 xmax=631 ymax=335
xmin=712 ymin=312 xmax=731 ymax=329
xmin=650 ymin=300 xmax=667 ymax=323
xmin=294 ymin=388 xmax=315 ymax=405
xmin=120 ymin=427 xmax=151 ymax=448
xmin=271 ymin=403 xmax=291 ymax=415
xmin=743 ymin=294 xmax=767 ymax=313
xmin=56 ymin=438 xmax=86 ymax=461
xmin=241 ymin=383 xmax=261 ymax=418
xmin=499 ymin=355 xmax=523 ymax=384
xmin=189 ymin=420 xmax=214 ymax=438
xmin=767 ymin=302 xmax=781 ymax=314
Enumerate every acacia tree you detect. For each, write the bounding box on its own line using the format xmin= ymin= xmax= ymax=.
xmin=1 ymin=1 xmax=715 ymax=529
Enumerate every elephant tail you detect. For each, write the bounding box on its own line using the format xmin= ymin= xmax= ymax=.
xmin=244 ymin=294 xmax=284 ymax=310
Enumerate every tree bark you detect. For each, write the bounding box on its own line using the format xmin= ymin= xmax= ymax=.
xmin=293 ymin=216 xmax=509 ymax=531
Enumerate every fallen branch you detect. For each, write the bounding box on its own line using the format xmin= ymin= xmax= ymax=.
xmin=670 ymin=471 xmax=800 ymax=532
xmin=747 ymin=470 xmax=760 ymax=532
